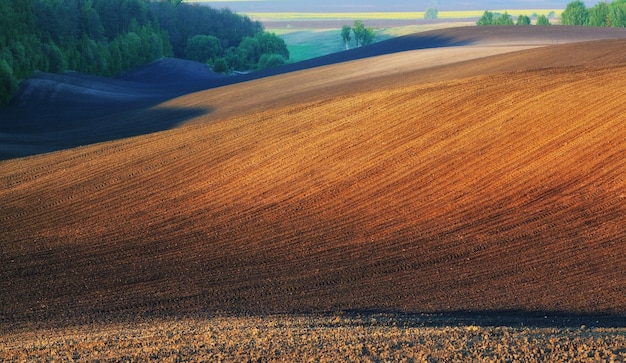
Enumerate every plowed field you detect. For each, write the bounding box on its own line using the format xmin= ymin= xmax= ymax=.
xmin=1 ymin=26 xmax=625 ymax=360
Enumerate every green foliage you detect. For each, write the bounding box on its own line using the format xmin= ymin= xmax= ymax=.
xmin=352 ymin=20 xmax=375 ymax=47
xmin=230 ymin=32 xmax=289 ymax=70
xmin=341 ymin=25 xmax=352 ymax=50
xmin=476 ymin=11 xmax=494 ymax=25
xmin=255 ymin=32 xmax=289 ymax=59
xmin=257 ymin=53 xmax=288 ymax=70
xmin=516 ymin=15 xmax=531 ymax=25
xmin=476 ymin=11 xmax=513 ymax=25
xmin=496 ymin=12 xmax=514 ymax=25
xmin=536 ymin=15 xmax=552 ymax=25
xmin=562 ymin=0 xmax=589 ymax=25
xmin=588 ymin=2 xmax=609 ymax=26
xmin=43 ymin=41 xmax=67 ymax=73
xmin=0 ymin=59 xmax=17 ymax=105
xmin=608 ymin=0 xmax=626 ymax=27
xmin=211 ymin=57 xmax=229 ymax=73
xmin=424 ymin=8 xmax=439 ymax=20
xmin=562 ymin=0 xmax=626 ymax=28
xmin=0 ymin=0 xmax=287 ymax=105
xmin=185 ymin=35 xmax=223 ymax=63
xmin=149 ymin=4 xmax=263 ymax=58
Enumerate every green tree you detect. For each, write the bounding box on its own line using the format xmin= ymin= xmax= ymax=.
xmin=424 ymin=8 xmax=438 ymax=20
xmin=477 ymin=11 xmax=494 ymax=25
xmin=562 ymin=0 xmax=589 ymax=25
xmin=341 ymin=24 xmax=351 ymax=50
xmin=608 ymin=0 xmax=626 ymax=27
xmin=516 ymin=14 xmax=531 ymax=25
xmin=352 ymin=20 xmax=366 ymax=47
xmin=352 ymin=20 xmax=375 ymax=47
xmin=43 ymin=41 xmax=67 ymax=73
xmin=255 ymin=32 xmax=289 ymax=59
xmin=0 ymin=59 xmax=17 ymax=105
xmin=362 ymin=26 xmax=375 ymax=46
xmin=536 ymin=14 xmax=552 ymax=25
xmin=588 ymin=2 xmax=609 ymax=26
xmin=257 ymin=53 xmax=287 ymax=70
xmin=185 ymin=34 xmax=223 ymax=63
xmin=495 ymin=12 xmax=514 ymax=25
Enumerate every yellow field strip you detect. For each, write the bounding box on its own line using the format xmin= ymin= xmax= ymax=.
xmin=245 ymin=10 xmax=562 ymax=21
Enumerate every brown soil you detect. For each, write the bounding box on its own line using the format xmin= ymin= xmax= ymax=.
xmin=1 ymin=27 xmax=625 ymax=328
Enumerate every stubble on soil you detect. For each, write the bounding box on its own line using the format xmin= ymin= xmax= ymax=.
xmin=2 ymin=314 xmax=626 ymax=362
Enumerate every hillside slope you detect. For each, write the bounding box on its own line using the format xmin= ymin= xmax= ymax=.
xmin=4 ymin=26 xmax=626 ymax=160
xmin=1 ymin=36 xmax=625 ymax=326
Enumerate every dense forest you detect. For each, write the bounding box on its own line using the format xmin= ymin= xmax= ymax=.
xmin=0 ymin=0 xmax=289 ymax=105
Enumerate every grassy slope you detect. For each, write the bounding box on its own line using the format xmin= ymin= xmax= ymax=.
xmin=273 ymin=23 xmax=474 ymax=62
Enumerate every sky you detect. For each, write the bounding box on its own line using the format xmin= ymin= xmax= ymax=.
xmin=195 ymin=1 xmax=604 ymax=12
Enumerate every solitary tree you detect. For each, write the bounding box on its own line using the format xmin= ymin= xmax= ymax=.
xmin=424 ymin=7 xmax=438 ymax=20
xmin=341 ymin=24 xmax=351 ymax=50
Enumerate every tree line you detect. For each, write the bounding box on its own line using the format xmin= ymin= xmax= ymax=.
xmin=562 ymin=0 xmax=626 ymax=26
xmin=477 ymin=11 xmax=553 ymax=26
xmin=0 ymin=0 xmax=289 ymax=105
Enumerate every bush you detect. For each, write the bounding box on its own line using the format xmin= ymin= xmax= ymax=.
xmin=211 ymin=57 xmax=229 ymax=73
xmin=257 ymin=53 xmax=287 ymax=70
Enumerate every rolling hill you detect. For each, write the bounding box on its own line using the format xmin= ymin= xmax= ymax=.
xmin=1 ymin=26 xmax=625 ymax=329
xmin=5 ymin=26 xmax=626 ymax=160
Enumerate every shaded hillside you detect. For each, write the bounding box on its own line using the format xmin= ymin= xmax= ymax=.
xmin=0 ymin=58 xmax=221 ymax=159
xmin=1 ymin=37 xmax=625 ymax=326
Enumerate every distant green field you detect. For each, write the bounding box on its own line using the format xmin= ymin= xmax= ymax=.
xmin=270 ymin=23 xmax=475 ymax=63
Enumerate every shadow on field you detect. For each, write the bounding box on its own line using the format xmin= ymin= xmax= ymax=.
xmin=336 ymin=309 xmax=626 ymax=328
xmin=0 ymin=106 xmax=209 ymax=160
